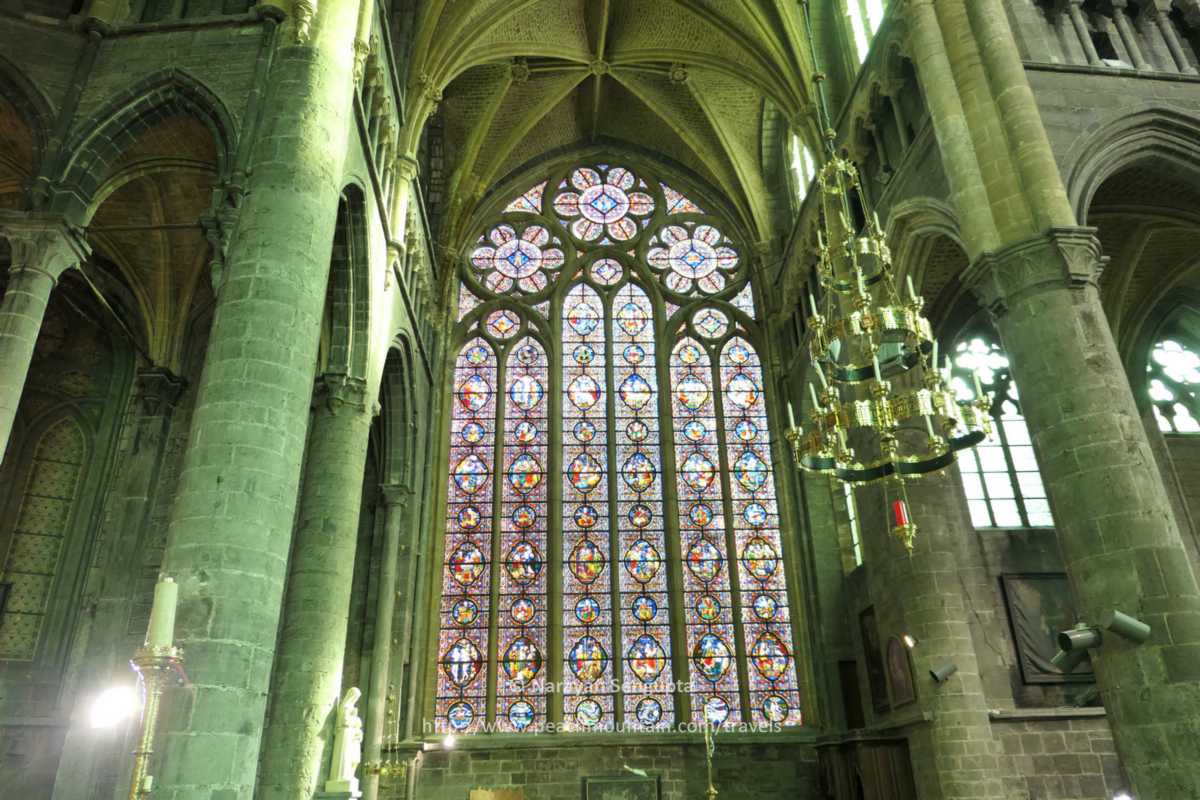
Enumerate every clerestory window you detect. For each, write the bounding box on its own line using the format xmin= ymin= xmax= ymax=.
xmin=1148 ymin=310 xmax=1200 ymax=434
xmin=436 ymin=164 xmax=802 ymax=735
xmin=951 ymin=333 xmax=1054 ymax=529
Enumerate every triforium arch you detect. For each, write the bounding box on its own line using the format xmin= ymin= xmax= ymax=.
xmin=429 ymin=158 xmax=805 ymax=737
xmin=321 ymin=184 xmax=372 ymax=381
xmin=49 ymin=69 xmax=237 ymax=223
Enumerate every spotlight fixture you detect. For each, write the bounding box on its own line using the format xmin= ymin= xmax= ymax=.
xmin=1103 ymin=610 xmax=1151 ymax=644
xmin=929 ymin=662 xmax=958 ymax=684
xmin=902 ymin=634 xmax=918 ymax=649
xmin=1113 ymin=792 xmax=1133 ymax=800
xmin=443 ymin=734 xmax=457 ymax=750
xmin=623 ymin=765 xmax=650 ymax=778
xmin=1051 ymin=623 xmax=1101 ymax=673
xmin=89 ymin=686 xmax=139 ymax=729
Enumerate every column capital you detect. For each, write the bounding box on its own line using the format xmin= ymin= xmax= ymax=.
xmin=378 ymin=482 xmax=412 ymax=508
xmin=394 ymin=155 xmax=420 ymax=183
xmin=135 ymin=367 xmax=187 ymax=417
xmin=313 ymin=372 xmax=377 ymax=417
xmin=0 ymin=212 xmax=90 ymax=281
xmin=962 ymin=227 xmax=1105 ymax=315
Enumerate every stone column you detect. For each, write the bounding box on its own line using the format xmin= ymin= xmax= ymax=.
xmin=855 ymin=418 xmax=1009 ymax=800
xmin=964 ymin=228 xmax=1200 ymax=799
xmin=0 ymin=212 xmax=89 ymax=464
xmin=1111 ymin=0 xmax=1150 ymax=70
xmin=153 ymin=0 xmax=361 ymax=795
xmin=904 ymin=0 xmax=1000 ymax=255
xmin=1059 ymin=0 xmax=1103 ymax=65
xmin=1143 ymin=0 xmax=1198 ymax=73
xmin=361 ymin=483 xmax=408 ymax=800
xmin=257 ymin=373 xmax=377 ymax=800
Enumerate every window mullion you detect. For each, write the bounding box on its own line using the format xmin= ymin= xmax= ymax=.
xmin=547 ymin=325 xmax=564 ymax=728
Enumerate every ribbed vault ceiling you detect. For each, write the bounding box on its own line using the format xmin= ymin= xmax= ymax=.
xmin=410 ymin=0 xmax=815 ymax=246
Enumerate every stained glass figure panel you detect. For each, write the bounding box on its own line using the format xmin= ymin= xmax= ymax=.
xmin=671 ymin=337 xmax=741 ymax=725
xmin=613 ymin=283 xmax=674 ymax=729
xmin=562 ymin=285 xmax=615 ymax=731
xmin=720 ymin=336 xmax=802 ymax=726
xmin=436 ymin=337 xmax=496 ymax=733
xmin=496 ymin=337 xmax=550 ymax=732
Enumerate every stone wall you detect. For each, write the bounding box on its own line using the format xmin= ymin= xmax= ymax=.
xmin=993 ymin=714 xmax=1125 ymax=799
xmin=408 ymin=740 xmax=817 ymax=800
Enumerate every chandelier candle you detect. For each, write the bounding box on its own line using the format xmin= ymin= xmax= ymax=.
xmin=146 ymin=577 xmax=178 ymax=648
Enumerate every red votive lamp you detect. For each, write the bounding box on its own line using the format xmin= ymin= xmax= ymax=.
xmin=892 ymin=500 xmax=910 ymax=527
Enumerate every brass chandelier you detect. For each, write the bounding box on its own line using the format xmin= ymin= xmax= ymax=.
xmin=786 ymin=1 xmax=990 ymax=551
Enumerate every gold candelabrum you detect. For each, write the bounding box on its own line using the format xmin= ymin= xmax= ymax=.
xmin=783 ymin=151 xmax=991 ymax=552
xmin=127 ymin=644 xmax=185 ymax=800
xmin=703 ymin=722 xmax=718 ymax=800
xmin=363 ymin=688 xmax=408 ymax=783
xmin=122 ymin=576 xmax=186 ymax=800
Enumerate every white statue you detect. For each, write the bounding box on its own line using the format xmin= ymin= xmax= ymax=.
xmin=326 ymin=687 xmax=364 ymax=795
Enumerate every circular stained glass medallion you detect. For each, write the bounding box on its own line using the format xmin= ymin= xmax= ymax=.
xmin=590 ymin=258 xmax=623 ymax=286
xmin=574 ymin=420 xmax=597 ymax=443
xmin=742 ymin=537 xmax=779 ymax=580
xmin=626 ymin=420 xmax=649 ymax=442
xmin=568 ymin=453 xmax=604 ymax=493
xmin=443 ymin=638 xmax=482 ymax=686
xmin=623 ymin=344 xmax=646 ymax=364
xmin=510 ymin=597 xmax=536 ymax=624
xmin=676 ymin=375 xmax=710 ymax=410
xmin=453 ymin=454 xmax=490 ymax=494
xmin=505 ymin=541 xmax=543 ymax=584
xmin=501 ymin=638 xmax=543 ymax=685
xmin=570 ymin=539 xmax=606 ymax=584
xmin=680 ymin=453 xmax=717 ymax=492
xmin=452 ymin=598 xmax=478 ymax=626
xmin=458 ymin=374 xmax=491 ymax=412
xmin=696 ymin=594 xmax=720 ymax=622
xmin=575 ymin=698 xmax=604 ymax=728
xmin=574 ymin=504 xmax=599 ymax=528
xmin=619 ymin=374 xmax=653 ymax=410
xmin=733 ymin=450 xmax=769 ymax=492
xmin=616 ymin=301 xmax=650 ymax=336
xmin=632 ymin=594 xmax=658 ymax=622
xmin=689 ymin=503 xmax=714 ymax=527
xmin=626 ymin=634 xmax=667 ymax=683
xmin=686 ymin=540 xmax=722 ymax=582
xmin=753 ymin=593 xmax=779 ymax=620
xmin=703 ymin=696 xmax=731 ymax=726
xmin=763 ymin=695 xmax=789 ymax=724
xmin=514 ymin=420 xmax=538 ymax=443
xmin=506 ymin=453 xmax=543 ymax=494
xmin=460 ymin=421 xmax=486 ymax=444
xmin=508 ymin=700 xmax=535 ymax=731
xmin=447 ymin=701 xmax=474 ymax=731
xmin=575 ymin=596 xmax=601 ymax=624
xmin=623 ymin=539 xmax=662 ymax=584
xmin=457 ymin=506 xmax=481 ymax=530
xmin=567 ymin=302 xmax=600 ymax=335
xmin=622 ymin=452 xmax=656 ymax=492
xmin=449 ymin=542 xmax=486 ymax=585
xmin=726 ymin=372 xmax=759 ymax=409
xmin=693 ymin=633 xmax=733 ymax=682
xmin=568 ymin=375 xmax=602 ymax=410
xmin=635 ymin=697 xmax=663 ymax=727
xmin=733 ymin=420 xmax=758 ymax=442
xmin=512 ymin=504 xmax=536 ymax=529
xmin=752 ymin=633 xmax=791 ymax=681
xmin=628 ymin=503 xmax=652 ymax=528
xmin=683 ymin=420 xmax=707 ymax=442
xmin=568 ymin=636 xmax=609 ymax=683
xmin=743 ymin=502 xmax=769 ymax=527
xmin=572 ymin=344 xmax=595 ymax=365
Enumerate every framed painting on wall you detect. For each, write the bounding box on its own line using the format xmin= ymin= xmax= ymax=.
xmin=886 ymin=636 xmax=916 ymax=707
xmin=1001 ymin=573 xmax=1094 ymax=684
xmin=859 ymin=606 xmax=890 ymax=713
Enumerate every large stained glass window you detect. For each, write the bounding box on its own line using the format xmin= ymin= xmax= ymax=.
xmin=435 ymin=163 xmax=802 ymax=733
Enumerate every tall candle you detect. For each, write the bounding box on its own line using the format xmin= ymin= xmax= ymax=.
xmin=972 ymin=370 xmax=983 ymax=399
xmin=146 ymin=577 xmax=178 ymax=649
xmin=872 ymin=353 xmax=882 ymax=382
xmin=813 ymin=361 xmax=829 ymax=389
xmin=906 ymin=274 xmax=916 ymax=301
xmin=930 ymin=340 xmax=938 ymax=373
xmin=809 ymin=382 xmax=821 ymax=410
xmin=856 ymin=269 xmax=867 ymax=295
xmin=808 ymin=291 xmax=819 ymax=317
xmin=787 ymin=401 xmax=797 ymax=429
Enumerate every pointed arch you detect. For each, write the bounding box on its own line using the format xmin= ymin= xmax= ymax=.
xmin=52 ymin=69 xmax=237 ymax=222
xmin=0 ymin=52 xmax=54 ymax=181
xmin=325 ymin=185 xmax=372 ymax=380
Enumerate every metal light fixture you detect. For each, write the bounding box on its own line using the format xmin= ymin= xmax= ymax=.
xmin=929 ymin=662 xmax=958 ymax=684
xmin=788 ymin=1 xmax=991 ymax=552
